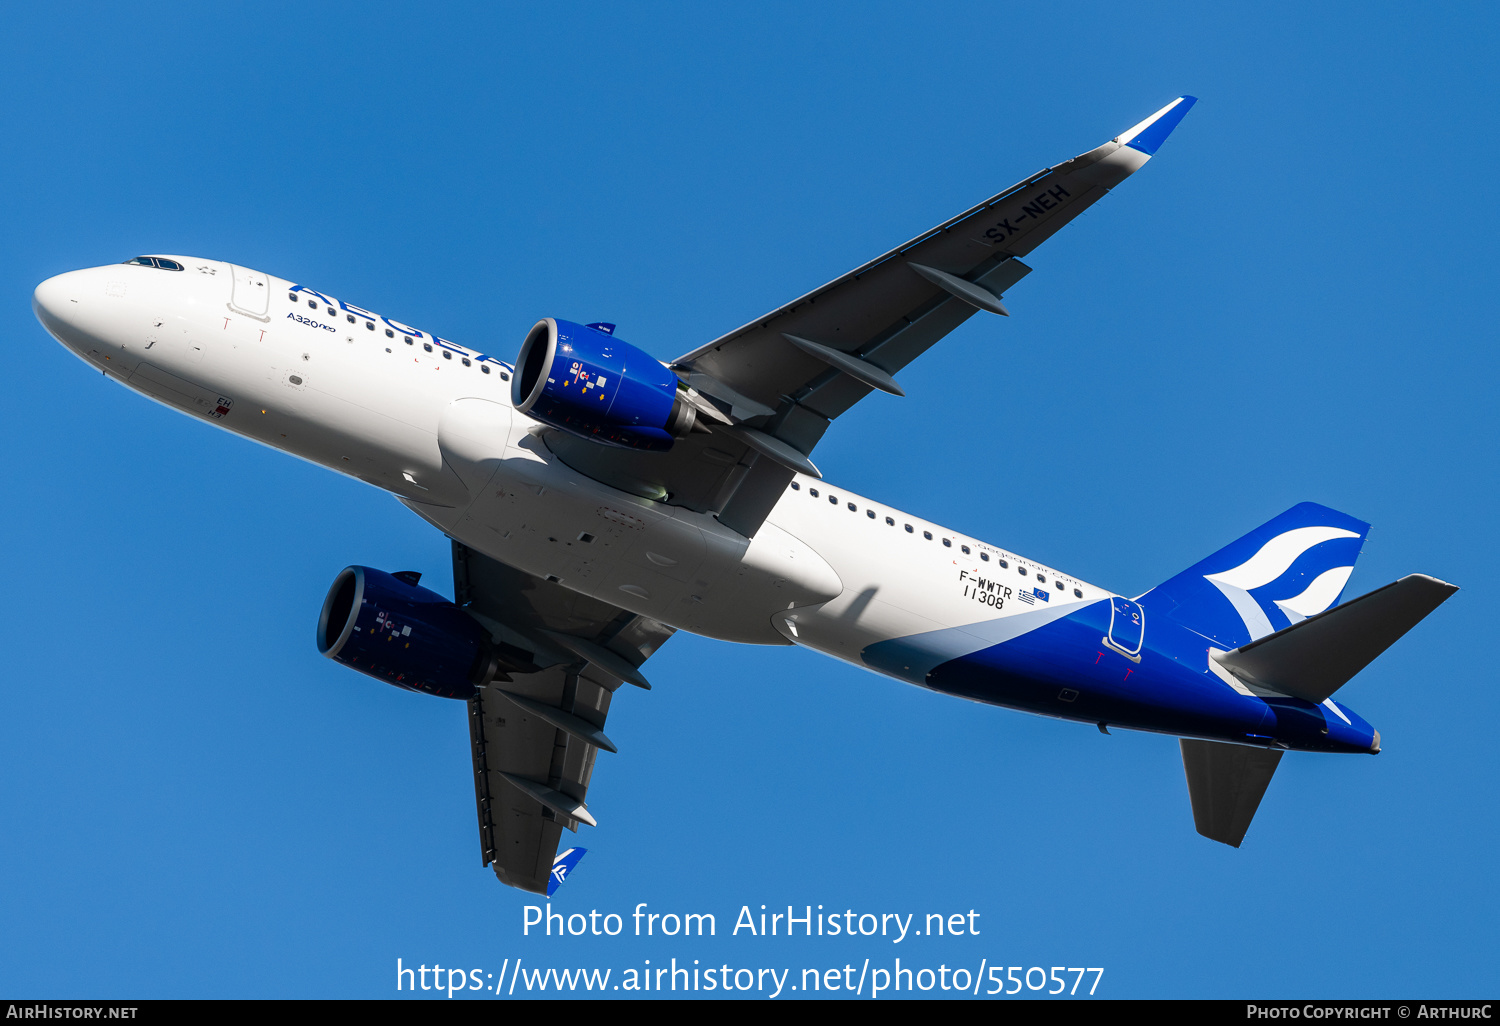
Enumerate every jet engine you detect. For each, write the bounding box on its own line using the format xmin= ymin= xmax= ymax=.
xmin=317 ymin=566 xmax=502 ymax=700
xmin=512 ymin=318 xmax=701 ymax=450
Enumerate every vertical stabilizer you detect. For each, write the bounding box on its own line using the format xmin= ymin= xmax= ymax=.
xmin=1180 ymin=739 xmax=1283 ymax=847
xmin=1139 ymin=503 xmax=1370 ymax=650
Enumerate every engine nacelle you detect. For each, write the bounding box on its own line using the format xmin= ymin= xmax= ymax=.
xmin=317 ymin=566 xmax=496 ymax=700
xmin=512 ymin=318 xmax=698 ymax=450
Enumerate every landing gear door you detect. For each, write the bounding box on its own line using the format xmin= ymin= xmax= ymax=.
xmin=229 ymin=265 xmax=271 ymax=320
xmin=1103 ymin=597 xmax=1144 ymax=663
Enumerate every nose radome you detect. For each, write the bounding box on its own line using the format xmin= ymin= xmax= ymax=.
xmin=32 ymin=271 xmax=78 ymax=326
xmin=33 ymin=268 xmax=105 ymax=351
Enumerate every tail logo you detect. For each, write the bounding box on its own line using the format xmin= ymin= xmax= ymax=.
xmin=1203 ymin=526 xmax=1358 ymax=641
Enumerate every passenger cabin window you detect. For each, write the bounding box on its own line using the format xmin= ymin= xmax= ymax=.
xmin=885 ymin=516 xmax=895 ymax=526
xmin=423 ymin=342 xmax=433 ymax=352
xmin=942 ymin=538 xmax=952 ymax=547
xmin=1019 ymin=567 xmax=1028 ymax=576
xmin=904 ymin=524 xmax=913 ymax=533
xmin=923 ymin=531 xmax=932 ymax=540
xmin=386 ymin=329 xmax=395 ymax=338
xmin=847 ymin=502 xmax=856 ymax=512
xmin=366 ymin=321 xmax=375 ymax=330
xmin=980 ymin=552 xmax=990 ymax=561
xmin=810 ymin=489 xmax=819 ymax=498
xmin=1074 ymin=588 xmax=1083 ymax=598
xmin=791 ymin=482 xmax=800 ymax=490
xmin=346 ymin=314 xmax=355 ymax=323
xmin=999 ymin=559 xmax=1009 ymax=568
xmin=462 ymin=357 xmax=471 ymax=367
xmin=866 ymin=510 xmax=875 ymax=518
xmin=961 ymin=545 xmax=970 ymax=554
xmin=442 ymin=350 xmax=452 ymax=360
xmin=481 ymin=365 xmax=491 ymax=374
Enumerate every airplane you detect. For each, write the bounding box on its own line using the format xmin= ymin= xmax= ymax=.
xmin=31 ymin=96 xmax=1456 ymax=894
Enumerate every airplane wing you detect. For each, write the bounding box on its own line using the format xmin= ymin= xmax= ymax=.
xmin=453 ymin=541 xmax=675 ymax=893
xmin=544 ymin=96 xmax=1195 ymax=537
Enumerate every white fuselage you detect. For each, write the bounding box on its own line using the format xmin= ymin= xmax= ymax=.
xmin=34 ymin=257 xmax=1110 ymax=684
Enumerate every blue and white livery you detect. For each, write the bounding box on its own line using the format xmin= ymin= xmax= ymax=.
xmin=548 ymin=848 xmax=586 ymax=897
xmin=31 ymin=97 xmax=1455 ymax=893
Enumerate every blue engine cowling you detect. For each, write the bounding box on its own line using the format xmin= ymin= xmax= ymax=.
xmin=512 ymin=318 xmax=698 ymax=450
xmin=317 ymin=566 xmax=496 ymax=700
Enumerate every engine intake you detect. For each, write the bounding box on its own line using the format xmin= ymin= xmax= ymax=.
xmin=317 ymin=566 xmax=500 ymax=700
xmin=512 ymin=318 xmax=698 ymax=450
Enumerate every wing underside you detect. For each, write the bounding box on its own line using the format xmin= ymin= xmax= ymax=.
xmin=454 ymin=542 xmax=674 ymax=893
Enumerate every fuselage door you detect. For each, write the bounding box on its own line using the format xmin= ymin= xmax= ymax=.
xmin=229 ymin=265 xmax=271 ymax=320
xmin=1104 ymin=597 xmax=1145 ymax=662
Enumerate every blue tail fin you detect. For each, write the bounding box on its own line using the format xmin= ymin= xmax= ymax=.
xmin=1138 ymin=502 xmax=1371 ymax=650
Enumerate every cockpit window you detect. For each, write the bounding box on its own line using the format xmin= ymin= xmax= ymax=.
xmin=123 ymin=256 xmax=184 ymax=271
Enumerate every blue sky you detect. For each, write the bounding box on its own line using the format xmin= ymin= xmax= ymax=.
xmin=2 ymin=1 xmax=1496 ymax=999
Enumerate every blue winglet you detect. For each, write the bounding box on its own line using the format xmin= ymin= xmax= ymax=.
xmin=1122 ymin=95 xmax=1197 ymax=156
xmin=547 ymin=847 xmax=587 ymax=896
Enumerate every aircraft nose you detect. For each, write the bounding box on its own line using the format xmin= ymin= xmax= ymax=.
xmin=34 ymin=270 xmax=86 ymax=331
xmin=34 ymin=271 xmax=69 ymax=318
xmin=33 ymin=268 xmax=100 ymax=350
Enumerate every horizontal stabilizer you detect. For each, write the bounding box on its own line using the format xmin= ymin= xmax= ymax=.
xmin=1181 ymin=739 xmax=1282 ymax=847
xmin=1212 ymin=574 xmax=1458 ymax=705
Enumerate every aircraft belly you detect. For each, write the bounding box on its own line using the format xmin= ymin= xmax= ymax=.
xmin=433 ymin=442 xmax=839 ymax=645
